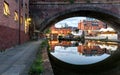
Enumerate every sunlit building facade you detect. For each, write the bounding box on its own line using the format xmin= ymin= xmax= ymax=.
xmin=98 ymin=28 xmax=118 ymax=40
xmin=78 ymin=19 xmax=107 ymax=31
xmin=78 ymin=19 xmax=107 ymax=36
xmin=50 ymin=25 xmax=72 ymax=39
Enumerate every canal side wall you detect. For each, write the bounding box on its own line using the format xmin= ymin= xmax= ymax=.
xmin=41 ymin=47 xmax=54 ymax=75
xmin=0 ymin=0 xmax=29 ymax=50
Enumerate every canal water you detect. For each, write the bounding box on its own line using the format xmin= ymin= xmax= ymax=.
xmin=48 ymin=40 xmax=120 ymax=75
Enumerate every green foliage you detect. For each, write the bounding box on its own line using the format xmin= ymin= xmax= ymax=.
xmin=58 ymin=35 xmax=63 ymax=39
xmin=45 ymin=29 xmax=51 ymax=34
xmin=29 ymin=59 xmax=43 ymax=75
xmin=40 ymin=40 xmax=48 ymax=49
xmin=29 ymin=55 xmax=43 ymax=75
xmin=29 ymin=40 xmax=48 ymax=75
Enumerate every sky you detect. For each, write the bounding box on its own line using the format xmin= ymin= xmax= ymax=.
xmin=55 ymin=17 xmax=86 ymax=28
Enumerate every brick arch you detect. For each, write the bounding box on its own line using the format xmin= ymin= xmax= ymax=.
xmin=39 ymin=6 xmax=120 ymax=32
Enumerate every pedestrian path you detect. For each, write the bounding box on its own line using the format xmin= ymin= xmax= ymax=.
xmin=0 ymin=40 xmax=43 ymax=75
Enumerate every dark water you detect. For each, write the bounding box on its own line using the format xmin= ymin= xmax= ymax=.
xmin=48 ymin=40 xmax=120 ymax=75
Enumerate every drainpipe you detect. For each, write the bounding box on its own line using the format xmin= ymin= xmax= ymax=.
xmin=18 ymin=0 xmax=21 ymax=44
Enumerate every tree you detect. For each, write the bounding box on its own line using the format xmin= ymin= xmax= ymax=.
xmin=75 ymin=29 xmax=79 ymax=33
xmin=44 ymin=29 xmax=51 ymax=34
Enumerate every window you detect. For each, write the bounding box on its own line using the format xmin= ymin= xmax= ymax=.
xmin=14 ymin=11 xmax=18 ymax=21
xmin=25 ymin=18 xmax=31 ymax=33
xmin=25 ymin=3 xmax=27 ymax=9
xmin=3 ymin=1 xmax=10 ymax=15
xmin=25 ymin=19 xmax=29 ymax=33
xmin=92 ymin=21 xmax=98 ymax=26
xmin=21 ymin=0 xmax=23 ymax=8
xmin=84 ymin=24 xmax=87 ymax=26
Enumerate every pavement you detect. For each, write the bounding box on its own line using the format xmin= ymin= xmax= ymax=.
xmin=0 ymin=40 xmax=43 ymax=75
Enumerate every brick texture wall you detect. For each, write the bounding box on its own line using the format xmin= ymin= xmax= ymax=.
xmin=0 ymin=0 xmax=30 ymax=50
xmin=30 ymin=0 xmax=120 ymax=3
xmin=0 ymin=25 xmax=29 ymax=50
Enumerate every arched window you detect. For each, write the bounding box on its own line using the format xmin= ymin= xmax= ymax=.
xmin=3 ymin=1 xmax=10 ymax=15
xmin=14 ymin=11 xmax=18 ymax=21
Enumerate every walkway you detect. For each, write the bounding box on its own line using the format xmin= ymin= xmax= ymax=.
xmin=0 ymin=40 xmax=43 ymax=75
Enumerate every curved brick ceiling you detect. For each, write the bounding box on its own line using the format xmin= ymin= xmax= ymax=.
xmin=39 ymin=7 xmax=120 ymax=32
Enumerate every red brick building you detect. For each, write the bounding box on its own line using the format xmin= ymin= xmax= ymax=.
xmin=0 ymin=0 xmax=30 ymax=50
xmin=78 ymin=19 xmax=106 ymax=30
xmin=50 ymin=25 xmax=72 ymax=37
xmin=78 ymin=19 xmax=107 ymax=36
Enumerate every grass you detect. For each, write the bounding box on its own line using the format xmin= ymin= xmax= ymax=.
xmin=28 ymin=40 xmax=48 ymax=75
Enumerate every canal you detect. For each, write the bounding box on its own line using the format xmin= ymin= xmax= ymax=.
xmin=48 ymin=40 xmax=120 ymax=75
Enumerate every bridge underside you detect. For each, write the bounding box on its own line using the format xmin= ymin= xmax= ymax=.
xmin=30 ymin=4 xmax=120 ymax=32
xmin=29 ymin=2 xmax=120 ymax=74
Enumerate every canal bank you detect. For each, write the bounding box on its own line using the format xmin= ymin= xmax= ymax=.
xmin=41 ymin=44 xmax=54 ymax=75
xmin=29 ymin=40 xmax=54 ymax=75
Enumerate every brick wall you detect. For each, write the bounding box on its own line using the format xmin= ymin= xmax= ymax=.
xmin=0 ymin=0 xmax=30 ymax=50
xmin=30 ymin=0 xmax=120 ymax=3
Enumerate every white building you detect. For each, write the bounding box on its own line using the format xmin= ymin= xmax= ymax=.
xmin=71 ymin=30 xmax=83 ymax=36
xmin=98 ymin=27 xmax=118 ymax=40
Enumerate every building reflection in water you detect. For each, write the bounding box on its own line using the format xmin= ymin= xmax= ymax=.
xmin=48 ymin=40 xmax=118 ymax=65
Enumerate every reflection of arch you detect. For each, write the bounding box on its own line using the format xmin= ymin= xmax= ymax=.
xmin=49 ymin=48 xmax=120 ymax=74
xmin=39 ymin=6 xmax=120 ymax=32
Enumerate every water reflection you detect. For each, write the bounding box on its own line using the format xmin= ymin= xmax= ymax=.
xmin=49 ymin=40 xmax=118 ymax=65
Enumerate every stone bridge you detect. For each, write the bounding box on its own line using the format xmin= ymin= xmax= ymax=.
xmin=29 ymin=1 xmax=120 ymax=32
